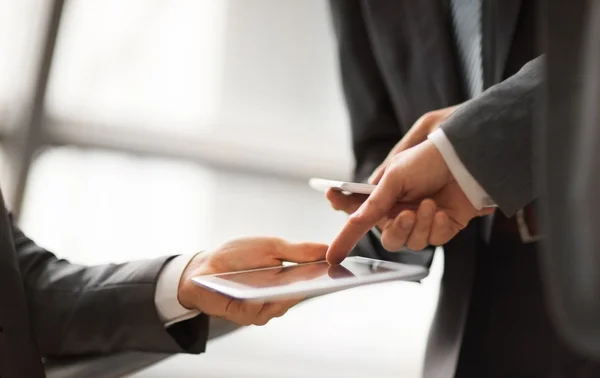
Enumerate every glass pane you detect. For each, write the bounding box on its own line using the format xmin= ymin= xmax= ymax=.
xmin=45 ymin=0 xmax=350 ymax=159
xmin=0 ymin=145 xmax=12 ymax=202
xmin=19 ymin=147 xmax=213 ymax=264
xmin=18 ymin=147 xmax=349 ymax=265
xmin=214 ymin=0 xmax=349 ymax=146
xmin=0 ymin=0 xmax=51 ymax=128
xmin=45 ymin=0 xmax=228 ymax=131
xmin=207 ymin=170 xmax=349 ymax=247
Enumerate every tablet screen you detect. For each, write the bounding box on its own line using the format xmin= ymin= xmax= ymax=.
xmin=216 ymin=259 xmax=399 ymax=288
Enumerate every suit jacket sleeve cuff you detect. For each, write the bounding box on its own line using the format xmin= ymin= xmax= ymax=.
xmin=83 ymin=256 xmax=210 ymax=355
xmin=439 ymin=56 xmax=544 ymax=216
xmin=428 ymin=129 xmax=496 ymax=210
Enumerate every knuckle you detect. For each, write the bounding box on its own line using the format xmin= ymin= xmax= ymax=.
xmin=365 ymin=197 xmax=388 ymax=216
xmin=407 ymin=238 xmax=427 ymax=251
xmin=237 ymin=301 xmax=252 ymax=315
xmin=417 ymin=112 xmax=437 ymax=126
xmin=429 ymin=230 xmax=448 ymax=246
xmin=381 ymin=235 xmax=403 ymax=252
xmin=275 ymin=309 xmax=288 ymax=318
xmin=348 ymin=212 xmax=369 ymax=227
xmin=224 ymin=299 xmax=240 ymax=317
xmin=380 ymin=240 xmax=394 ymax=251
xmin=377 ymin=221 xmax=389 ymax=231
xmin=388 ymin=154 xmax=403 ymax=166
xmin=428 ymin=236 xmax=443 ymax=246
xmin=407 ymin=242 xmax=426 ymax=251
xmin=248 ymin=303 xmax=264 ymax=317
xmin=415 ymin=222 xmax=430 ymax=233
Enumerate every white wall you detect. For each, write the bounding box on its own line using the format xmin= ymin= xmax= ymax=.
xmin=0 ymin=0 xmax=50 ymax=119
xmin=44 ymin=0 xmax=352 ymax=179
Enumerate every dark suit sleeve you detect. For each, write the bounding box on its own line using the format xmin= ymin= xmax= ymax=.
xmin=441 ymin=56 xmax=544 ymax=216
xmin=329 ymin=0 xmax=433 ymax=269
xmin=11 ymin=216 xmax=209 ymax=358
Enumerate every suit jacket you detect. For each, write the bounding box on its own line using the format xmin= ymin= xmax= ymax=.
xmin=0 ymin=190 xmax=209 ymax=378
xmin=540 ymin=0 xmax=600 ymax=356
xmin=329 ymin=0 xmax=540 ymax=376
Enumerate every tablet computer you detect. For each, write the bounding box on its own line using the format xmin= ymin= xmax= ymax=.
xmin=191 ymin=256 xmax=427 ymax=301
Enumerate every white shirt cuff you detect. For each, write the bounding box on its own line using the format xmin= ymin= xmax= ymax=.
xmin=428 ymin=129 xmax=496 ymax=210
xmin=155 ymin=253 xmax=201 ymax=327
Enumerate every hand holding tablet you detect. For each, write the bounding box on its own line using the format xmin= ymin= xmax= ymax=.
xmin=178 ymin=237 xmax=329 ymax=326
xmin=183 ymin=176 xmax=443 ymax=312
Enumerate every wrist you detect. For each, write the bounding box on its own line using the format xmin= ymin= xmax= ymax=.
xmin=427 ymin=129 xmax=493 ymax=210
xmin=177 ymin=251 xmax=210 ymax=311
xmin=423 ymin=139 xmax=453 ymax=185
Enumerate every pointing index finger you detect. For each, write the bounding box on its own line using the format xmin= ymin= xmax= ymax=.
xmin=326 ymin=170 xmax=405 ymax=264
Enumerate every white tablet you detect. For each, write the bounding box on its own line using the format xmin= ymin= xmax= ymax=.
xmin=191 ymin=256 xmax=427 ymax=301
xmin=309 ymin=177 xmax=375 ymax=195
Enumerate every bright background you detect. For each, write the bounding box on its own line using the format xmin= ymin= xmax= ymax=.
xmin=0 ymin=1 xmax=443 ymax=377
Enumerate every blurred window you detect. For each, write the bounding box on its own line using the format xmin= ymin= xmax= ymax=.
xmin=0 ymin=0 xmax=51 ymax=131
xmin=19 ymin=147 xmax=213 ymax=263
xmin=0 ymin=145 xmax=11 ymax=191
xmin=4 ymin=0 xmax=352 ymax=262
xmin=45 ymin=0 xmax=349 ymax=163
xmin=18 ymin=147 xmax=348 ymax=263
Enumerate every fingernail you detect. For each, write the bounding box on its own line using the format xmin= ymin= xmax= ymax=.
xmin=401 ymin=217 xmax=414 ymax=229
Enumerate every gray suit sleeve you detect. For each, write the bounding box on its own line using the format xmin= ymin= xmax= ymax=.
xmin=11 ymin=216 xmax=209 ymax=358
xmin=441 ymin=56 xmax=544 ymax=216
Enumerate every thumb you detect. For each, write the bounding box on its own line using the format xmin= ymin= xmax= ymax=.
xmin=273 ymin=241 xmax=328 ymax=263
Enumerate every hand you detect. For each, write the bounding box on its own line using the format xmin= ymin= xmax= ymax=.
xmin=326 ymin=140 xmax=494 ymax=264
xmin=327 ymin=189 xmax=418 ymax=233
xmin=178 ymin=237 xmax=327 ymax=326
xmin=325 ymin=106 xmax=460 ymax=251
xmin=327 ymin=189 xmax=443 ymax=251
xmin=369 ymin=105 xmax=459 ymax=184
xmin=326 ymin=189 xmax=442 ymax=252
